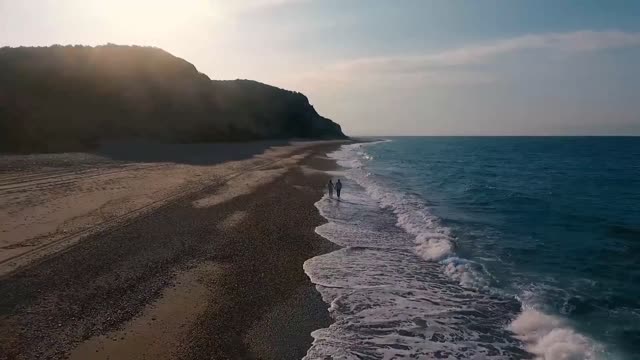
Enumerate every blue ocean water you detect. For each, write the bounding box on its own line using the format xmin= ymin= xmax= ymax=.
xmin=305 ymin=137 xmax=640 ymax=360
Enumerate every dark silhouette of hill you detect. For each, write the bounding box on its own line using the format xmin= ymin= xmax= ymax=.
xmin=0 ymin=45 xmax=347 ymax=153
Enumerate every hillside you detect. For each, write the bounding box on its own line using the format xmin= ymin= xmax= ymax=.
xmin=0 ymin=45 xmax=346 ymax=153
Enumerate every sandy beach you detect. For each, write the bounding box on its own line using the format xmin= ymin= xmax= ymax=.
xmin=0 ymin=141 xmax=344 ymax=359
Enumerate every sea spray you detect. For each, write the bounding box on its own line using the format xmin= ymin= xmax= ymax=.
xmin=509 ymin=308 xmax=602 ymax=360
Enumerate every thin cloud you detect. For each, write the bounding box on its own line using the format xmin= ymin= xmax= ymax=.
xmin=334 ymin=30 xmax=640 ymax=74
xmin=215 ymin=0 xmax=310 ymax=14
xmin=284 ymin=30 xmax=640 ymax=91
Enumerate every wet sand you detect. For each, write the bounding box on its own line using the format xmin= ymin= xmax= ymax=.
xmin=0 ymin=141 xmax=343 ymax=359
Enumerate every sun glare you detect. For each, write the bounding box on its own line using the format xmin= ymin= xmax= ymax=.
xmin=91 ymin=0 xmax=215 ymax=42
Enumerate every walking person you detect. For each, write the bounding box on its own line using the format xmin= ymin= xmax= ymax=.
xmin=327 ymin=179 xmax=334 ymax=198
xmin=335 ymin=179 xmax=343 ymax=199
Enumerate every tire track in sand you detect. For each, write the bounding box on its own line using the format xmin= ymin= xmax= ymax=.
xmin=0 ymin=153 xmax=303 ymax=278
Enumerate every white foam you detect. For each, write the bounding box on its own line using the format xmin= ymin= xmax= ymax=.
xmin=304 ymin=247 xmax=525 ymax=359
xmin=307 ymin=142 xmax=611 ymax=360
xmin=334 ymin=144 xmax=510 ymax=293
xmin=441 ymin=257 xmax=492 ymax=289
xmin=330 ymin=143 xmax=465 ymax=285
xmin=414 ymin=233 xmax=454 ymax=261
xmin=509 ymin=308 xmax=603 ymax=360
xmin=304 ymin=143 xmax=528 ymax=359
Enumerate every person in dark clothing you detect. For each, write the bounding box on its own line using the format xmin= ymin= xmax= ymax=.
xmin=335 ymin=179 xmax=342 ymax=199
xmin=327 ymin=179 xmax=334 ymax=198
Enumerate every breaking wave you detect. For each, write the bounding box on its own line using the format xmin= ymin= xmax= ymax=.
xmin=304 ymin=141 xmax=606 ymax=360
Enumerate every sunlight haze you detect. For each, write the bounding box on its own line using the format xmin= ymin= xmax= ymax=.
xmin=2 ymin=0 xmax=639 ymax=136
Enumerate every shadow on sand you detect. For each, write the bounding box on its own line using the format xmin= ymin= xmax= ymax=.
xmin=95 ymin=140 xmax=291 ymax=165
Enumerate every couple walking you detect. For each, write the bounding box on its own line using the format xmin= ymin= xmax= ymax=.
xmin=327 ymin=179 xmax=342 ymax=199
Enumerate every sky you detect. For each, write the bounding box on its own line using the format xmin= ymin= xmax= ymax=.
xmin=2 ymin=0 xmax=640 ymax=136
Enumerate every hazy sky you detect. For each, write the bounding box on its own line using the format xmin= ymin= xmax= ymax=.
xmin=2 ymin=0 xmax=640 ymax=135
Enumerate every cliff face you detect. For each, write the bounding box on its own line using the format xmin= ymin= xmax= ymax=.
xmin=0 ymin=45 xmax=346 ymax=153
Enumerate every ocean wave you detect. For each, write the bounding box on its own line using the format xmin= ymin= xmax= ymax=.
xmin=441 ymin=257 xmax=493 ymax=289
xmin=509 ymin=308 xmax=603 ymax=360
xmin=307 ymin=142 xmax=609 ymax=360
xmin=414 ymin=233 xmax=454 ymax=261
xmin=304 ymin=244 xmax=526 ymax=359
xmin=331 ymin=143 xmax=468 ymax=285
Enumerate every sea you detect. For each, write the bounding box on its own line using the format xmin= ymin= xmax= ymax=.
xmin=304 ymin=137 xmax=640 ymax=360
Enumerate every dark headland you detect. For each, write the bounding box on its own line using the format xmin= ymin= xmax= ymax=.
xmin=0 ymin=45 xmax=347 ymax=153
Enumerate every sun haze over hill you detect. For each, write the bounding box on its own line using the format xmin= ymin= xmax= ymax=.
xmin=0 ymin=45 xmax=346 ymax=153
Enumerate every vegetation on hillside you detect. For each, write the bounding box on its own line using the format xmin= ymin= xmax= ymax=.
xmin=0 ymin=45 xmax=346 ymax=153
